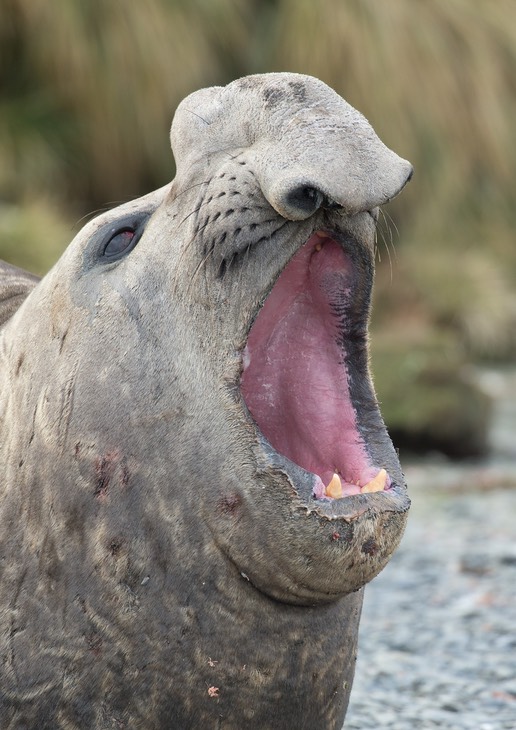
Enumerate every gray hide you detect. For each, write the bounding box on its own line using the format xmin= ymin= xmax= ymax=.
xmin=0 ymin=73 xmax=412 ymax=729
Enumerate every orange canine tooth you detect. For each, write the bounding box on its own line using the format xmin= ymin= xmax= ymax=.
xmin=325 ymin=472 xmax=343 ymax=499
xmin=314 ymin=231 xmax=328 ymax=251
xmin=361 ymin=468 xmax=387 ymax=494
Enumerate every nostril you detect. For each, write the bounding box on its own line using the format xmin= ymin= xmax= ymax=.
xmin=323 ymin=197 xmax=343 ymax=211
xmin=284 ymin=185 xmax=324 ymax=216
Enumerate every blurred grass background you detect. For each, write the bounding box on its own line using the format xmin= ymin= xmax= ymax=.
xmin=1 ymin=0 xmax=515 ymax=456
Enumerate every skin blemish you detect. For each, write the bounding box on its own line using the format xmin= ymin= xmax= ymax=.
xmin=15 ymin=353 xmax=25 ymax=376
xmin=86 ymin=632 xmax=103 ymax=657
xmin=59 ymin=328 xmax=68 ymax=354
xmin=108 ymin=539 xmax=124 ymax=557
xmin=94 ymin=456 xmax=113 ymax=499
xmin=361 ymin=538 xmax=379 ymax=556
xmin=94 ymin=449 xmax=121 ymax=499
xmin=217 ymin=493 xmax=242 ymax=516
xmin=331 ymin=524 xmax=354 ymax=544
xmin=93 ymin=450 xmax=129 ymax=498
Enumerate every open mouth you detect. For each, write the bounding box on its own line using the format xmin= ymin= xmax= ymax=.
xmin=240 ymin=231 xmax=390 ymax=501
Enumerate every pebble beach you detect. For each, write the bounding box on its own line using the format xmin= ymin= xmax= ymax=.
xmin=346 ymin=465 xmax=516 ymax=730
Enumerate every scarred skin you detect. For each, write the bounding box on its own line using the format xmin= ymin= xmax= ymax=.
xmin=0 ymin=74 xmax=411 ymax=729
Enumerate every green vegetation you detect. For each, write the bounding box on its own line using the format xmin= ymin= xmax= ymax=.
xmin=0 ymin=199 xmax=74 ymax=275
xmin=1 ymin=0 xmax=514 ymax=451
xmin=371 ymin=333 xmax=492 ymax=458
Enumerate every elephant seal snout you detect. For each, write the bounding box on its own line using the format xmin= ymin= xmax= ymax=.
xmin=0 ymin=73 xmax=411 ymax=729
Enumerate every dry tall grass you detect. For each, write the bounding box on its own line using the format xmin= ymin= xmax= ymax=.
xmin=0 ymin=0 xmax=250 ymax=203
xmin=1 ymin=0 xmax=515 ymax=354
xmin=270 ymin=0 xmax=516 ymax=355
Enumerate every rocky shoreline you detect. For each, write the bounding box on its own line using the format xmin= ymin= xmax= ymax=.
xmin=345 ymin=472 xmax=516 ymax=729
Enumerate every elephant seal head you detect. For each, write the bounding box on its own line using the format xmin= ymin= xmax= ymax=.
xmin=1 ymin=73 xmax=412 ymax=608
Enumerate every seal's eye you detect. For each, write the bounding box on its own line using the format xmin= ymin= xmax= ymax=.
xmin=98 ymin=211 xmax=150 ymax=262
xmin=103 ymin=228 xmax=136 ymax=258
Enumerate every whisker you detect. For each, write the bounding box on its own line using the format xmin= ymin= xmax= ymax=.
xmin=373 ymin=225 xmax=380 ymax=263
xmin=377 ymin=210 xmax=395 ymax=282
xmin=172 ymin=187 xmax=214 ymax=282
xmin=177 ymin=216 xmax=217 ymax=275
xmin=173 ymin=180 xmax=210 ymax=202
xmin=186 ymin=245 xmax=215 ymax=296
xmin=179 ymin=198 xmax=212 ymax=226
xmin=74 ymin=203 xmax=126 ymax=228
xmin=382 ymin=209 xmax=400 ymax=240
xmin=183 ymin=108 xmax=210 ymax=125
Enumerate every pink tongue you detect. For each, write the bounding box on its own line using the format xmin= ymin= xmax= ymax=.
xmin=241 ymin=234 xmax=372 ymax=494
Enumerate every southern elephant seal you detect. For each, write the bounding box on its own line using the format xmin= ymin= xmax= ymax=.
xmin=0 ymin=73 xmax=412 ymax=729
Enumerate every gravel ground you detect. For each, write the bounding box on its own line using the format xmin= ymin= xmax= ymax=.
xmin=345 ymin=470 xmax=516 ymax=730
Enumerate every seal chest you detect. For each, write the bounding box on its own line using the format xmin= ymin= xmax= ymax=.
xmin=0 ymin=73 xmax=412 ymax=729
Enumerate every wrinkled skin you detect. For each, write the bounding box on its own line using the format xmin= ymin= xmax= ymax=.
xmin=0 ymin=74 xmax=411 ymax=729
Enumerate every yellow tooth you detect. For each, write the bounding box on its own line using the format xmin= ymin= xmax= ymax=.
xmin=325 ymin=472 xmax=343 ymax=499
xmin=361 ymin=468 xmax=387 ymax=493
